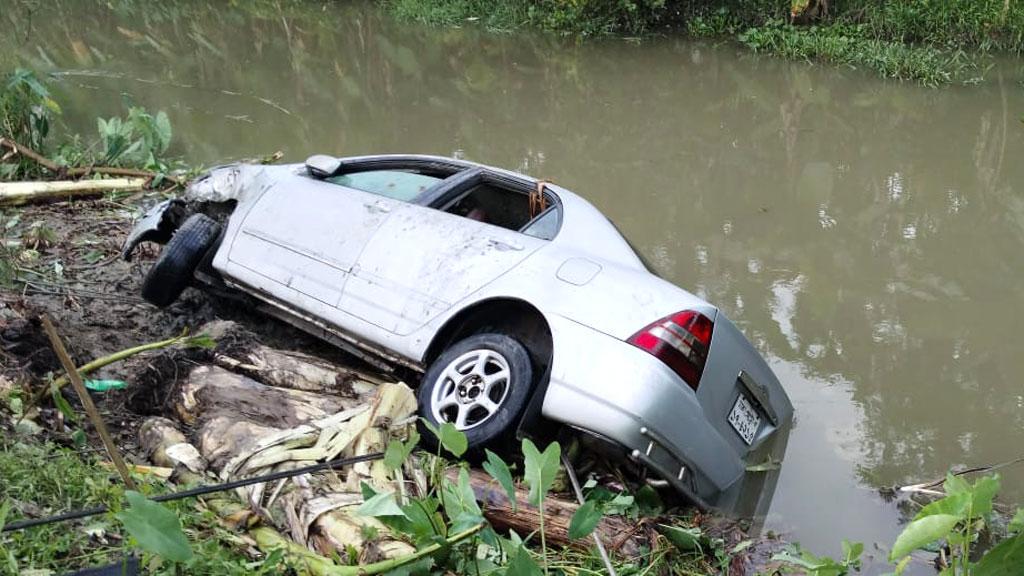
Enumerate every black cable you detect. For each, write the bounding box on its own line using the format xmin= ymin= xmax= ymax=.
xmin=2 ymin=451 xmax=385 ymax=533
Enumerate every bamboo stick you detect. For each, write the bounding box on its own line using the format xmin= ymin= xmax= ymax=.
xmin=41 ymin=315 xmax=137 ymax=490
xmin=0 ymin=178 xmax=146 ymax=205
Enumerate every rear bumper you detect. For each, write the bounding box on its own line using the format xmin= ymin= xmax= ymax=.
xmin=541 ymin=315 xmax=747 ymax=505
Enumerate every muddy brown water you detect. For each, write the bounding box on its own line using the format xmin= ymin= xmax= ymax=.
xmin=5 ymin=0 xmax=1024 ymax=568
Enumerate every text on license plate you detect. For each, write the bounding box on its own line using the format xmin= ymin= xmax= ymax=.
xmin=728 ymin=395 xmax=761 ymax=445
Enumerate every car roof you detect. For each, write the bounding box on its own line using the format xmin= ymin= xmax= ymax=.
xmin=306 ymin=154 xmax=649 ymax=270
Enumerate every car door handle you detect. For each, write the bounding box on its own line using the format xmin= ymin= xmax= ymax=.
xmin=486 ymin=237 xmax=524 ymax=251
xmin=365 ymin=202 xmax=391 ymax=214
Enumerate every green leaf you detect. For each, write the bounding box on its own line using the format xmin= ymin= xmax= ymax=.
xmin=115 ymin=491 xmax=192 ymax=562
xmin=482 ymin=449 xmax=517 ymax=512
xmin=635 ymin=484 xmax=663 ymax=517
xmin=568 ymin=500 xmax=602 ymax=540
xmin=399 ymin=497 xmax=442 ymax=541
xmin=421 ymin=419 xmax=467 ymax=457
xmin=1009 ymin=508 xmax=1024 ymax=534
xmin=505 ymin=545 xmax=543 ymax=576
xmin=970 ymin=474 xmax=1000 ymax=516
xmin=841 ymin=539 xmax=863 ymax=567
xmin=973 ymin=533 xmax=1024 ymax=576
xmin=914 ymin=492 xmax=970 ymax=521
xmin=356 ymin=491 xmax=408 ymax=519
xmin=658 ymin=524 xmax=704 ymax=552
xmin=772 ymin=545 xmax=846 ymax=575
xmin=182 ymin=333 xmax=216 ymax=350
xmin=441 ymin=467 xmax=481 ymax=526
xmin=0 ymin=500 xmax=10 ymax=532
xmin=944 ymin=472 xmax=970 ymax=496
xmin=384 ymin=430 xmax=420 ymax=473
xmin=521 ymin=439 xmax=560 ymax=507
xmin=51 ymin=387 xmax=77 ymax=422
xmin=437 ymin=422 xmax=467 ymax=457
xmin=384 ymin=440 xmax=405 ymax=472
xmin=889 ymin=514 xmax=960 ymax=561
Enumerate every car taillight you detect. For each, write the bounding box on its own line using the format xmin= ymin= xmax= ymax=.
xmin=627 ymin=310 xmax=714 ymax=391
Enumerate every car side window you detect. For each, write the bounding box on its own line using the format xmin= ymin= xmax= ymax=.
xmin=440 ymin=178 xmax=559 ymax=239
xmin=521 ymin=206 xmax=560 ymax=240
xmin=326 ymin=170 xmax=442 ymax=202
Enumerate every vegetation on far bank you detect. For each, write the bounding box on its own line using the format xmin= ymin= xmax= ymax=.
xmin=383 ymin=0 xmax=1024 ymax=84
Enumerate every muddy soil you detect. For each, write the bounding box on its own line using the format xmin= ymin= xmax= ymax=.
xmin=0 ymin=193 xmax=369 ymax=460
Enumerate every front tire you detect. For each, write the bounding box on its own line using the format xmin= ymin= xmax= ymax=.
xmin=418 ymin=333 xmax=534 ymax=452
xmin=141 ymin=213 xmax=221 ymax=307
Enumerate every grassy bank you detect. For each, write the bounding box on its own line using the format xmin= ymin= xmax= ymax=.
xmin=383 ymin=0 xmax=1024 ymax=84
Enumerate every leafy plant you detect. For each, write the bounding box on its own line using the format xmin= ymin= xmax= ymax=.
xmin=567 ymin=500 xmax=602 ymax=540
xmin=773 ymin=540 xmax=862 ymax=576
xmin=115 ymin=490 xmax=193 ymax=563
xmin=777 ymin=473 xmax=1024 ymax=576
xmin=521 ymin=438 xmax=560 ymax=572
xmin=0 ymin=68 xmax=60 ymax=152
xmin=97 ymin=107 xmax=172 ymax=170
xmin=483 ymin=448 xmax=518 ymax=512
xmin=890 ymin=473 xmax=1004 ymax=574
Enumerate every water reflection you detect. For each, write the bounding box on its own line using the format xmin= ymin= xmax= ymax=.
xmin=5 ymin=0 xmax=1024 ymax=559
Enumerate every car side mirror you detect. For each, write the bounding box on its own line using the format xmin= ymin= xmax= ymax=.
xmin=305 ymin=154 xmax=342 ymax=179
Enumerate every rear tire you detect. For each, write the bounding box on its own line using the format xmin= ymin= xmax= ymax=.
xmin=418 ymin=333 xmax=534 ymax=453
xmin=141 ymin=214 xmax=221 ymax=307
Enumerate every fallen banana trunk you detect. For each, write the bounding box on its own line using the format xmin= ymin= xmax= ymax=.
xmin=448 ymin=468 xmax=643 ymax=554
xmin=199 ymin=320 xmax=386 ymax=393
xmin=174 ymin=365 xmax=372 ymax=429
xmin=150 ymin=369 xmax=420 ymax=563
xmin=140 ymin=413 xmax=418 ymax=565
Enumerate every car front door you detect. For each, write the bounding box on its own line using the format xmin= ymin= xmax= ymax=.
xmin=339 ymin=175 xmax=552 ymax=336
xmin=225 ymin=174 xmax=403 ymax=311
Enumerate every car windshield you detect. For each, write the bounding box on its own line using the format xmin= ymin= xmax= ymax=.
xmin=326 ymin=170 xmax=442 ymax=202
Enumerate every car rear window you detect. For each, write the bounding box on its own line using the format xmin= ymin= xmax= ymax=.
xmin=326 ymin=170 xmax=441 ymax=202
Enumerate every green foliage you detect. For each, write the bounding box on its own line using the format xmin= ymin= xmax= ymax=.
xmin=385 ymin=0 xmax=1024 ymax=83
xmin=483 ymin=448 xmax=518 ymax=512
xmin=97 ymin=107 xmax=172 ymax=170
xmin=356 ymin=487 xmax=409 ymax=519
xmin=421 ymin=419 xmax=468 ymax=457
xmin=0 ymin=68 xmax=60 ymax=151
xmin=780 ymin=473 xmax=1021 ymax=576
xmin=115 ymin=491 xmax=193 ymax=563
xmin=773 ymin=540 xmax=862 ymax=576
xmin=385 ymin=0 xmax=669 ymax=36
xmin=1 ymin=67 xmax=177 ymax=180
xmin=384 ymin=429 xmax=420 ymax=473
xmin=506 ymin=544 xmax=544 ymax=575
xmin=0 ymin=440 xmax=280 ymax=574
xmin=738 ymin=23 xmax=972 ymax=86
xmin=521 ymin=438 xmax=560 ymax=508
xmin=567 ymin=500 xmax=602 ymax=540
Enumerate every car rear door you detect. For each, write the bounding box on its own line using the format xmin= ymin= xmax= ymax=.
xmin=226 ymin=176 xmax=399 ymax=310
xmin=339 ymin=202 xmax=546 ymax=335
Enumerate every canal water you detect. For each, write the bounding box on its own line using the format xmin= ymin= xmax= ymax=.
xmin=5 ymin=0 xmax=1024 ymax=569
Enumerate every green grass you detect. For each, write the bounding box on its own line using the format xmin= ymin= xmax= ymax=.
xmin=737 ymin=23 xmax=978 ymax=86
xmin=0 ymin=439 xmax=287 ymax=574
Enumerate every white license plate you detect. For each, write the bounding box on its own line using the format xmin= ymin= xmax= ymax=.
xmin=728 ymin=395 xmax=761 ymax=445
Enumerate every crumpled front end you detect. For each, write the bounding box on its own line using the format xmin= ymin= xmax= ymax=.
xmin=121 ymin=164 xmax=252 ymax=260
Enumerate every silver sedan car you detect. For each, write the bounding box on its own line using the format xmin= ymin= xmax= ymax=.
xmin=123 ymin=154 xmax=793 ymax=509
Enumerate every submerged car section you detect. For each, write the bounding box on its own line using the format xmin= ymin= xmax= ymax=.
xmin=123 ymin=153 xmax=793 ymax=510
